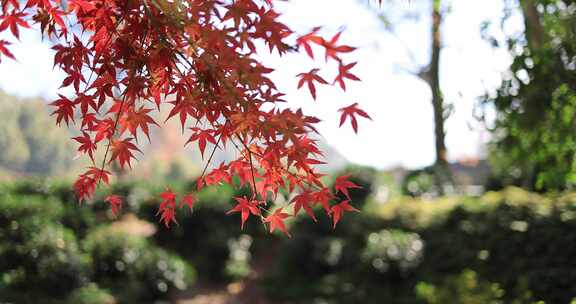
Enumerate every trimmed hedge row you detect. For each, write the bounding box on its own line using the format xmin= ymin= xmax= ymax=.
xmin=264 ymin=187 xmax=576 ymax=303
xmin=3 ymin=178 xmax=575 ymax=303
xmin=0 ymin=184 xmax=196 ymax=303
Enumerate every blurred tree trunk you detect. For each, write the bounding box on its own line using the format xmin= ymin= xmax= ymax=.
xmin=520 ymin=0 xmax=544 ymax=51
xmin=519 ymin=0 xmax=545 ymax=190
xmin=421 ymin=0 xmax=452 ymax=195
xmin=368 ymin=0 xmax=454 ymax=195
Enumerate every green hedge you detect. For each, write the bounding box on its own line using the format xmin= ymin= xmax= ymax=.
xmin=4 ymin=179 xmax=575 ymax=303
xmin=0 ymin=181 xmax=196 ymax=303
xmin=83 ymin=227 xmax=195 ymax=302
xmin=264 ymin=187 xmax=576 ymax=303
xmin=65 ymin=284 xmax=116 ymax=304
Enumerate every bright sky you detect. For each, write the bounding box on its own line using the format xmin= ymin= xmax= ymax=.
xmin=0 ymin=0 xmax=523 ymax=169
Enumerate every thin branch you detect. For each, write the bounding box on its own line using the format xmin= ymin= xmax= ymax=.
xmin=236 ymin=133 xmax=259 ymax=198
xmin=198 ymin=125 xmax=225 ymax=180
xmin=97 ymin=86 xmax=128 ymax=186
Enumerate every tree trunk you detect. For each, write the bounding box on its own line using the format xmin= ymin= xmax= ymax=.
xmin=520 ymin=0 xmax=545 ymax=51
xmin=429 ymin=0 xmax=451 ymax=195
xmin=519 ymin=0 xmax=545 ymax=190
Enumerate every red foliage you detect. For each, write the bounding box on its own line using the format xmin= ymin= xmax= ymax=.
xmin=330 ymin=200 xmax=360 ymax=229
xmin=334 ymin=175 xmax=362 ymax=200
xmin=227 ymin=196 xmax=262 ymax=230
xmin=157 ymin=189 xmax=178 ymax=227
xmin=1 ymin=0 xmax=373 ymax=235
xmin=180 ymin=194 xmax=196 ymax=212
xmin=105 ymin=195 xmax=122 ymax=217
xmin=297 ymin=68 xmax=328 ymax=100
xmin=264 ymin=208 xmax=291 ymax=237
xmin=338 ymin=102 xmax=372 ymax=133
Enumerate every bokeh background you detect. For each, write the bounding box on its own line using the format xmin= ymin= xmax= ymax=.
xmin=1 ymin=0 xmax=576 ymax=303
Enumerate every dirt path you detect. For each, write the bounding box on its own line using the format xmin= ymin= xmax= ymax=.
xmin=175 ymin=241 xmax=278 ymax=304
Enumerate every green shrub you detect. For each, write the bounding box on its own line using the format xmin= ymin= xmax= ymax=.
xmin=46 ymin=181 xmax=99 ymax=236
xmin=225 ymin=234 xmax=253 ymax=280
xmin=401 ymin=168 xmax=436 ymax=197
xmin=416 ymin=270 xmax=505 ymax=304
xmin=3 ymin=179 xmax=53 ymax=196
xmin=66 ymin=284 xmax=116 ymax=304
xmin=264 ymin=214 xmax=410 ymax=303
xmin=266 ymin=187 xmax=576 ymax=303
xmin=0 ymin=193 xmax=94 ymax=301
xmin=418 ymin=190 xmax=576 ymax=303
xmin=0 ymin=224 xmax=91 ymax=300
xmin=0 ymin=180 xmax=202 ymax=302
xmin=0 ymin=181 xmax=99 ymax=237
xmin=361 ymin=229 xmax=424 ymax=275
xmin=83 ymin=227 xmax=195 ymax=302
xmin=0 ymin=194 xmax=63 ymax=224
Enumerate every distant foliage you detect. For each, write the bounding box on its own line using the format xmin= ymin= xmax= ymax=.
xmin=416 ymin=270 xmax=505 ymax=304
xmin=65 ymin=284 xmax=116 ymax=304
xmin=0 ymin=93 xmax=74 ymax=175
xmin=483 ymin=0 xmax=576 ymax=190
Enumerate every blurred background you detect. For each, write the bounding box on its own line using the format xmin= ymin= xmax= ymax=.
xmin=1 ymin=0 xmax=576 ymax=303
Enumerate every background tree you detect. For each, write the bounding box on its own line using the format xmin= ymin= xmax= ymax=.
xmin=482 ymin=0 xmax=576 ymax=190
xmin=369 ymin=0 xmax=454 ymax=194
xmin=0 ymin=91 xmax=74 ymax=176
xmin=426 ymin=0 xmax=453 ymax=194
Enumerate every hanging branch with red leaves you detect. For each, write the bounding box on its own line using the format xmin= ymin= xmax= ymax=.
xmin=0 ymin=0 xmax=372 ymax=236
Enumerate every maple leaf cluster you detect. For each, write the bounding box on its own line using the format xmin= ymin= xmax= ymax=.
xmin=1 ymin=0 xmax=372 ymax=236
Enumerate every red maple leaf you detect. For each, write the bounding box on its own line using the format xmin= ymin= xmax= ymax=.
xmin=311 ymin=188 xmax=334 ymax=214
xmin=0 ymin=11 xmax=30 ymax=39
xmin=93 ymin=118 xmax=115 ymax=143
xmin=4 ymin=0 xmax=19 ymax=10
xmin=50 ymin=94 xmax=75 ymax=126
xmin=25 ymin=0 xmax=52 ymax=9
xmin=291 ymin=191 xmax=317 ymax=221
xmin=68 ymin=0 xmax=96 ymax=13
xmin=165 ymin=97 xmax=198 ymax=131
xmin=264 ymin=208 xmax=291 ymax=237
xmin=296 ymin=26 xmax=323 ymax=59
xmin=48 ymin=8 xmax=66 ymax=32
xmin=0 ymin=40 xmax=15 ymax=62
xmin=110 ymin=138 xmax=141 ymax=169
xmin=330 ymin=200 xmax=359 ymax=229
xmin=120 ymin=106 xmax=158 ymax=142
xmin=226 ymin=196 xmax=261 ymax=229
xmin=187 ymin=127 xmax=217 ymax=158
xmin=204 ymin=162 xmax=232 ymax=186
xmin=334 ymin=62 xmax=361 ymax=91
xmin=74 ymin=175 xmax=96 ymax=203
xmin=338 ymin=102 xmax=372 ymax=133
xmin=85 ymin=166 xmax=111 ymax=184
xmin=322 ymin=32 xmax=355 ymax=62
xmin=73 ymin=167 xmax=110 ymax=203
xmin=81 ymin=113 xmax=98 ymax=130
xmin=72 ymin=131 xmax=97 ymax=162
xmin=297 ymin=68 xmax=328 ymax=100
xmin=157 ymin=189 xmax=178 ymax=227
xmin=334 ymin=175 xmax=362 ymax=200
xmin=180 ymin=194 xmax=196 ymax=212
xmin=74 ymin=94 xmax=97 ymax=117
xmin=105 ymin=195 xmax=122 ymax=217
